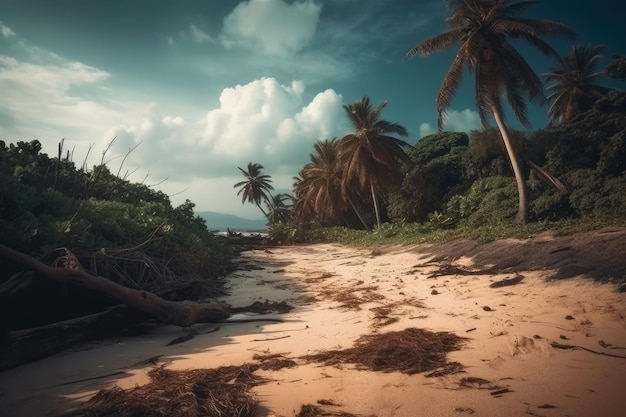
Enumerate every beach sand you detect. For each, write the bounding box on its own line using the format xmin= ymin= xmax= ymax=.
xmin=1 ymin=228 xmax=625 ymax=417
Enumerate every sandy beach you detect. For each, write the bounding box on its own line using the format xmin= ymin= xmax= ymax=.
xmin=1 ymin=228 xmax=626 ymax=417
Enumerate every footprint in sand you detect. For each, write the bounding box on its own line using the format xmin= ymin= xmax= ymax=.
xmin=509 ymin=335 xmax=551 ymax=356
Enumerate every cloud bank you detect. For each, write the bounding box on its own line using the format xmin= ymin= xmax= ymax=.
xmin=106 ymin=77 xmax=350 ymax=180
xmin=220 ymin=0 xmax=322 ymax=56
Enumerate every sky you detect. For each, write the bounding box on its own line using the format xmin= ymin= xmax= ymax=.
xmin=0 ymin=0 xmax=624 ymax=219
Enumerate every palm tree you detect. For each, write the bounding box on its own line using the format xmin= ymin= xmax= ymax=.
xmin=405 ymin=0 xmax=574 ymax=224
xmin=545 ymin=44 xmax=614 ymax=124
xmin=266 ymin=193 xmax=294 ymax=225
xmin=233 ymin=162 xmax=274 ymax=220
xmin=338 ymin=96 xmax=411 ymax=229
xmin=294 ymin=138 xmax=346 ymax=225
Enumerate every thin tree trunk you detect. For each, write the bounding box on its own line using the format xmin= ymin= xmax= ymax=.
xmin=527 ymin=160 xmax=567 ymax=192
xmin=370 ymin=183 xmax=382 ymax=229
xmin=491 ymin=107 xmax=528 ymax=224
xmin=346 ymin=194 xmax=372 ymax=231
xmin=256 ymin=202 xmax=269 ymax=221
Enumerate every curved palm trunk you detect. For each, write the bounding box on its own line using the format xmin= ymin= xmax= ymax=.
xmin=256 ymin=203 xmax=269 ymax=221
xmin=346 ymin=194 xmax=372 ymax=231
xmin=370 ymin=183 xmax=382 ymax=229
xmin=259 ymin=192 xmax=275 ymax=222
xmin=491 ymin=107 xmax=528 ymax=224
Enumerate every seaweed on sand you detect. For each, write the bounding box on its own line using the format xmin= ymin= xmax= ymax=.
xmin=253 ymin=352 xmax=298 ymax=370
xmin=296 ymin=403 xmax=376 ymax=417
xmin=301 ymin=327 xmax=466 ymax=376
xmin=61 ymin=364 xmax=266 ymax=417
xmin=317 ymin=285 xmax=386 ymax=311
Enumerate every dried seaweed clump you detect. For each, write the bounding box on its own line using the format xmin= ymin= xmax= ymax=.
xmin=253 ymin=352 xmax=298 ymax=370
xmin=64 ymin=364 xmax=264 ymax=417
xmin=296 ymin=404 xmax=376 ymax=417
xmin=230 ymin=299 xmax=294 ymax=314
xmin=369 ymin=298 xmax=426 ymax=328
xmin=318 ymin=285 xmax=386 ymax=311
xmin=302 ymin=327 xmax=466 ymax=376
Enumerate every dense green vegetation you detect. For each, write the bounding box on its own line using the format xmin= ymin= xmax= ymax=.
xmin=240 ymin=1 xmax=626 ymax=245
xmin=255 ymin=64 xmax=625 ymax=244
xmin=0 ymin=140 xmax=235 ymax=296
xmin=3 ymin=1 xmax=625 ymax=273
xmin=406 ymin=0 xmax=575 ymax=224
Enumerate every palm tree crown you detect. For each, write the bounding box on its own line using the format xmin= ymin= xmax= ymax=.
xmin=545 ymin=44 xmax=614 ymax=124
xmin=338 ymin=96 xmax=411 ymax=229
xmin=294 ymin=138 xmax=345 ymax=224
xmin=405 ymin=0 xmax=574 ymax=224
xmin=266 ymin=193 xmax=294 ymax=225
xmin=233 ymin=162 xmax=274 ymax=219
xmin=406 ymin=0 xmax=574 ymax=129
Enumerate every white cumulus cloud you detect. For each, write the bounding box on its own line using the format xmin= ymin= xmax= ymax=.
xmin=106 ymin=77 xmax=349 ymax=184
xmin=100 ymin=77 xmax=350 ymax=215
xmin=443 ymin=108 xmax=481 ymax=132
xmin=419 ymin=109 xmax=482 ymax=137
xmin=220 ymin=0 xmax=322 ymax=56
xmin=419 ymin=122 xmax=435 ymax=138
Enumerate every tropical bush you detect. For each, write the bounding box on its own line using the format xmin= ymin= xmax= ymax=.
xmin=388 ymin=131 xmax=469 ymax=223
xmin=0 ymin=140 xmax=235 ymax=293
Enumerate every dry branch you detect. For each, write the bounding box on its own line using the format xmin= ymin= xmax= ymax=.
xmin=551 ymin=341 xmax=626 ymax=359
xmin=0 ymin=305 xmax=130 ymax=371
xmin=0 ymin=244 xmax=231 ymax=328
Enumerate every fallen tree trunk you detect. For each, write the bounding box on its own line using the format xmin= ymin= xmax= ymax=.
xmin=0 ymin=305 xmax=131 ymax=371
xmin=0 ymin=244 xmax=231 ymax=328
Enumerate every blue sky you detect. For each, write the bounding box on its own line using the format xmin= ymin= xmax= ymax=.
xmin=0 ymin=0 xmax=624 ymax=219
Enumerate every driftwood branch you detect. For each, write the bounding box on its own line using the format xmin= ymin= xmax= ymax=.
xmin=0 ymin=305 xmax=130 ymax=371
xmin=0 ymin=244 xmax=231 ymax=328
xmin=551 ymin=341 xmax=626 ymax=359
xmin=489 ymin=274 xmax=524 ymax=288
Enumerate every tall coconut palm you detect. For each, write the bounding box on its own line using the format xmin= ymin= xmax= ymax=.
xmin=338 ymin=96 xmax=411 ymax=229
xmin=405 ymin=0 xmax=574 ymax=224
xmin=233 ymin=162 xmax=274 ymax=220
xmin=294 ymin=138 xmax=346 ymax=225
xmin=545 ymin=44 xmax=614 ymax=125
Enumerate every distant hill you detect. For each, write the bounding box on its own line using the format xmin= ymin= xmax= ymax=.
xmin=195 ymin=211 xmax=268 ymax=232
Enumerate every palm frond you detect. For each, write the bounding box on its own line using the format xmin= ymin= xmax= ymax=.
xmin=544 ymin=43 xmax=612 ymax=124
xmin=405 ymin=28 xmax=466 ymax=58
xmin=374 ymin=120 xmax=409 ymax=137
xmin=436 ymin=47 xmax=467 ymax=129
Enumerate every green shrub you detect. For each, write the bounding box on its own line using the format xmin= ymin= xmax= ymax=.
xmin=0 ymin=140 xmax=235 ymax=293
xmin=444 ymin=177 xmax=517 ymax=227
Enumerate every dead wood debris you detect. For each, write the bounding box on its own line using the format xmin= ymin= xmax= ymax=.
xmin=59 ymin=351 xmax=303 ymax=416
xmin=458 ymin=376 xmax=502 ymax=390
xmin=166 ymin=326 xmax=220 ymax=346
xmin=427 ymin=263 xmax=500 ymax=278
xmin=230 ymin=300 xmax=294 ymax=314
xmin=551 ymin=341 xmax=626 ymax=358
xmin=489 ymin=274 xmax=524 ymax=288
xmin=301 ymin=327 xmax=466 ymax=376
